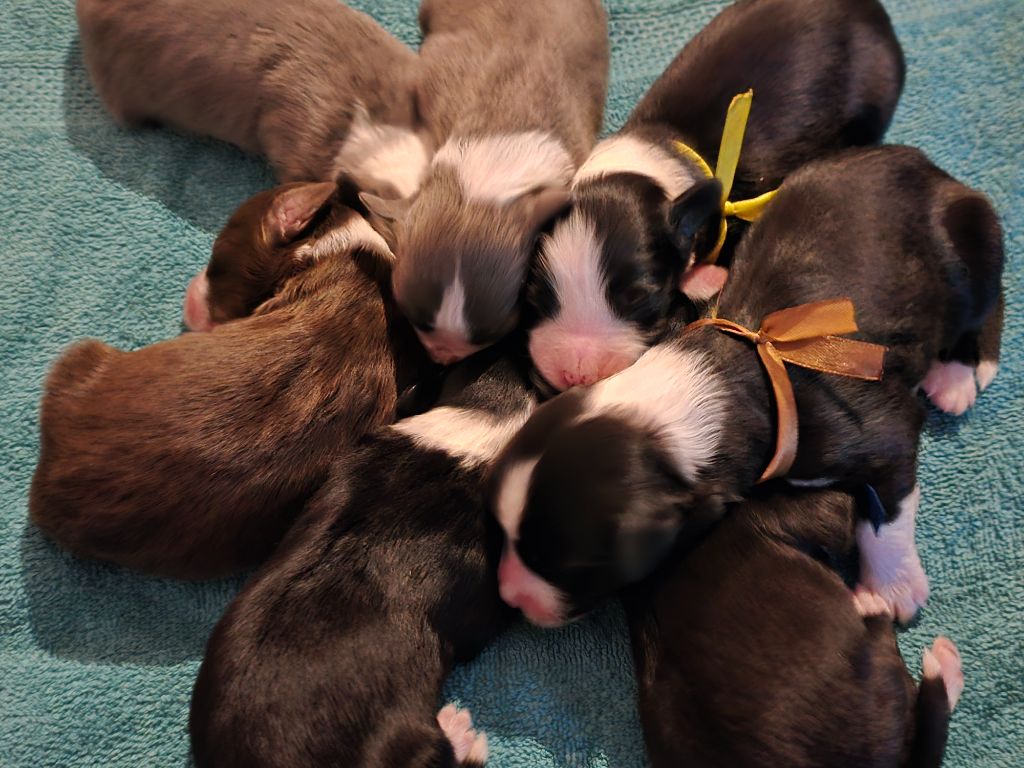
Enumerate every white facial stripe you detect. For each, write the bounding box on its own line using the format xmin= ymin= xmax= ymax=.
xmin=434 ymin=269 xmax=468 ymax=337
xmin=391 ymin=407 xmax=532 ymax=467
xmin=332 ymin=108 xmax=430 ymax=198
xmin=495 ymin=457 xmax=540 ymax=538
xmin=293 ymin=215 xmax=394 ymax=264
xmin=585 ymin=345 xmax=725 ymax=482
xmin=574 ymin=135 xmax=696 ymax=199
xmin=433 ymin=133 xmax=574 ymax=204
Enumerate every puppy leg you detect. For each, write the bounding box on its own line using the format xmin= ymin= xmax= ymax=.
xmin=975 ymin=291 xmax=1003 ymax=392
xmin=923 ymin=636 xmax=964 ymax=711
xmin=437 ymin=704 xmax=489 ymax=766
xmin=856 ymin=485 xmax=929 ymax=624
xmin=919 ymin=360 xmax=977 ymax=416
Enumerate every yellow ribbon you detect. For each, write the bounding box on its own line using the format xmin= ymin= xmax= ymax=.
xmin=673 ymin=90 xmax=778 ymax=264
xmin=687 ymin=298 xmax=887 ymax=483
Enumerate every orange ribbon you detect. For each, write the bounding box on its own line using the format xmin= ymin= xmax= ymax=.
xmin=687 ymin=298 xmax=887 ymax=482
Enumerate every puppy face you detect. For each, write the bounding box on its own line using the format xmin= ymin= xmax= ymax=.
xmin=526 ymin=176 xmax=723 ymax=391
xmin=182 ymin=181 xmax=337 ymax=331
xmin=491 ymin=397 xmax=719 ymax=626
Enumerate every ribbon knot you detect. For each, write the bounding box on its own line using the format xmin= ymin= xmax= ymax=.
xmin=673 ymin=90 xmax=779 ymax=264
xmin=687 ymin=298 xmax=887 ymax=482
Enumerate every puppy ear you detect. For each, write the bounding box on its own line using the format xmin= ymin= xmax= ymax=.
xmin=269 ymin=181 xmax=337 ymax=244
xmin=525 ymin=186 xmax=572 ymax=234
xmin=669 ymin=178 xmax=723 ymax=253
xmin=359 ymin=192 xmax=412 ymax=224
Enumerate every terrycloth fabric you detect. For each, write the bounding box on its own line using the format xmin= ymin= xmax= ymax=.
xmin=0 ymin=0 xmax=1021 ymax=765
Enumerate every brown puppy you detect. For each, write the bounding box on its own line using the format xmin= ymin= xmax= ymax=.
xmin=30 ymin=183 xmax=428 ymax=579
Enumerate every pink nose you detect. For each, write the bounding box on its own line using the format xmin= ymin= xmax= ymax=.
xmin=183 ymin=268 xmax=215 ymax=332
xmin=498 ymin=548 xmax=564 ymax=627
xmin=417 ymin=328 xmax=480 ymax=365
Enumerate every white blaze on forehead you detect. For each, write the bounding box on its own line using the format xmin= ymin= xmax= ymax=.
xmin=433 ymin=132 xmax=574 ymax=204
xmin=495 ymin=457 xmax=540 ymax=539
xmin=585 ymin=345 xmax=725 ymax=482
xmin=293 ymin=215 xmax=394 ymax=264
xmin=574 ymin=135 xmax=696 ymax=199
xmin=332 ymin=110 xmax=430 ymax=198
xmin=433 ymin=268 xmax=469 ymax=337
xmin=391 ymin=406 xmax=533 ymax=468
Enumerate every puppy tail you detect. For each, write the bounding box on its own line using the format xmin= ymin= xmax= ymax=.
xmin=904 ymin=637 xmax=963 ymax=768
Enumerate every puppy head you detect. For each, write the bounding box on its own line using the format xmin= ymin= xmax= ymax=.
xmin=527 ymin=176 xmax=724 ymax=391
xmin=365 ymin=163 xmax=571 ymax=366
xmin=490 ymin=394 xmax=722 ymax=626
xmin=182 ymin=181 xmax=337 ymax=331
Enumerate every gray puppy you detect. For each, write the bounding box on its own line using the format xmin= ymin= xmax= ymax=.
xmin=363 ymin=0 xmax=610 ymax=365
xmin=77 ymin=0 xmax=428 ymax=195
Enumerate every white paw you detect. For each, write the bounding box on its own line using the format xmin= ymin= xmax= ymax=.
xmin=437 ymin=704 xmax=488 ymax=765
xmin=976 ymin=360 xmax=998 ymax=392
xmin=922 ymin=636 xmax=964 ymax=710
xmin=855 ymin=552 xmax=930 ymax=625
xmin=920 ymin=361 xmax=977 ymax=415
xmin=852 ymin=586 xmax=894 ymax=618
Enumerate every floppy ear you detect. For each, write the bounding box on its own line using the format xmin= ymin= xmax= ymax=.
xmin=268 ymin=181 xmax=337 ymax=244
xmin=524 ymin=186 xmax=572 ymax=234
xmin=359 ymin=192 xmax=412 ymax=223
xmin=669 ymin=178 xmax=723 ymax=253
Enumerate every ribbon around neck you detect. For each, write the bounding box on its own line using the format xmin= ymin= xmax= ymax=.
xmin=672 ymin=90 xmax=778 ymax=264
xmin=686 ymin=298 xmax=887 ymax=483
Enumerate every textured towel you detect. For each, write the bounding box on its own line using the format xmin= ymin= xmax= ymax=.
xmin=0 ymin=1 xmax=1021 ymax=766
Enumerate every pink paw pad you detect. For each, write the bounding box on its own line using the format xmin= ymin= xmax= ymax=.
xmin=922 ymin=636 xmax=964 ymax=710
xmin=920 ymin=361 xmax=977 ymax=415
xmin=437 ymin=704 xmax=488 ymax=765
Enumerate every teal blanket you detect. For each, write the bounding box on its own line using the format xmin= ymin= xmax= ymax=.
xmin=1 ymin=1 xmax=1021 ymax=765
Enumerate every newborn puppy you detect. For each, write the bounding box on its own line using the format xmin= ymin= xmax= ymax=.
xmin=361 ymin=0 xmax=609 ymax=364
xmin=190 ymin=341 xmax=534 ymax=768
xmin=626 ymin=487 xmax=964 ymax=768
xmin=528 ymin=0 xmax=904 ymax=391
xmin=77 ymin=0 xmax=428 ymax=193
xmin=30 ymin=186 xmax=428 ymax=579
xmin=492 ymin=146 xmax=1003 ymax=626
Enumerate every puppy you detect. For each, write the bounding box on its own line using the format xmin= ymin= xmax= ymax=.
xmin=361 ymin=0 xmax=609 ymax=364
xmin=527 ymin=0 xmax=905 ymax=391
xmin=491 ymin=145 xmax=1003 ymax=626
xmin=30 ymin=184 xmax=428 ymax=579
xmin=77 ymin=0 xmax=428 ymax=193
xmin=626 ymin=487 xmax=964 ymax=768
xmin=190 ymin=341 xmax=535 ymax=767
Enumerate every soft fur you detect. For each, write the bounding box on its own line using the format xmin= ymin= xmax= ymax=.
xmin=527 ymin=0 xmax=905 ymax=392
xmin=626 ymin=487 xmax=963 ymax=768
xmin=77 ymin=0 xmax=427 ymax=190
xmin=30 ymin=189 xmax=429 ymax=579
xmin=364 ymin=0 xmax=610 ymax=364
xmin=491 ymin=145 xmax=1003 ymax=625
xmin=190 ymin=342 xmax=535 ymax=767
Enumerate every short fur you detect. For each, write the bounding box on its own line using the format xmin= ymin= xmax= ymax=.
xmin=370 ymin=0 xmax=609 ymax=362
xmin=190 ymin=342 xmax=535 ymax=767
xmin=625 ymin=487 xmax=958 ymax=768
xmin=30 ymin=196 xmax=429 ymax=579
xmin=493 ymin=145 xmax=1003 ymax=622
xmin=528 ymin=0 xmax=905 ymax=391
xmin=77 ymin=0 xmax=427 ymax=189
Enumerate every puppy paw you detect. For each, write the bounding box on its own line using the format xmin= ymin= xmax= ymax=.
xmin=920 ymin=361 xmax=977 ymax=415
xmin=437 ymin=704 xmax=488 ymax=765
xmin=922 ymin=636 xmax=964 ymax=710
xmin=855 ymin=564 xmax=929 ymax=625
xmin=852 ymin=586 xmax=894 ymax=618
xmin=976 ymin=360 xmax=999 ymax=392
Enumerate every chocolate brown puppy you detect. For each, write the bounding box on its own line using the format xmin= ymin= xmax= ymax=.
xmin=30 ymin=183 xmax=428 ymax=579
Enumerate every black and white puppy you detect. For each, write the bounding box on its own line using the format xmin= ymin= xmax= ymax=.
xmin=626 ymin=486 xmax=964 ymax=768
xmin=362 ymin=0 xmax=609 ymax=365
xmin=527 ymin=0 xmax=904 ymax=392
xmin=492 ymin=145 xmax=1003 ymax=627
xmin=190 ymin=340 xmax=535 ymax=768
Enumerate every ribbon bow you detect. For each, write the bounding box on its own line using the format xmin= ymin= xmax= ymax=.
xmin=687 ymin=298 xmax=887 ymax=482
xmin=673 ymin=90 xmax=778 ymax=264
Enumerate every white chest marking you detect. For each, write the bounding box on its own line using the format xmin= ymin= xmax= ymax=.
xmin=574 ymin=135 xmax=696 ymax=200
